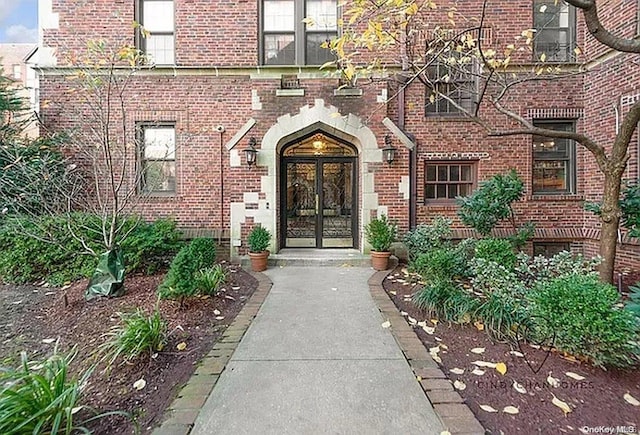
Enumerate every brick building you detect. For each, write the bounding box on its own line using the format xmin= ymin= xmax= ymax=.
xmin=36 ymin=0 xmax=640 ymax=265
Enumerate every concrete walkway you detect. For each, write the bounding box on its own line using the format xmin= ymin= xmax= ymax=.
xmin=190 ymin=267 xmax=445 ymax=435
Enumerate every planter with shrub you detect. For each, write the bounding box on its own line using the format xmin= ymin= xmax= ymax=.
xmin=364 ymin=214 xmax=398 ymax=271
xmin=247 ymin=225 xmax=271 ymax=272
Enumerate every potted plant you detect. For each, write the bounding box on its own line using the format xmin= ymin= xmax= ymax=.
xmin=247 ymin=225 xmax=271 ymax=272
xmin=364 ymin=214 xmax=398 ymax=271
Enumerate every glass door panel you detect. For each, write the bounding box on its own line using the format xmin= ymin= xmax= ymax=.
xmin=285 ymin=162 xmax=317 ymax=247
xmin=321 ymin=162 xmax=353 ymax=247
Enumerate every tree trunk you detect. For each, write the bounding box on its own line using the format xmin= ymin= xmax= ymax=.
xmin=598 ymin=172 xmax=623 ymax=283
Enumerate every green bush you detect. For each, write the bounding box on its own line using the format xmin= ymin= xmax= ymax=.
xmin=403 ymin=217 xmax=453 ymax=259
xmin=410 ymin=247 xmax=468 ymax=282
xmin=457 ymin=169 xmax=526 ymax=236
xmin=247 ymin=225 xmax=271 ymax=253
xmin=475 ymin=238 xmax=517 ymax=270
xmin=413 ymin=279 xmax=479 ymax=323
xmin=158 ymin=237 xmax=217 ymax=301
xmin=195 ymin=264 xmax=227 ymax=296
xmin=99 ymin=307 xmax=168 ymax=367
xmin=0 ymin=347 xmax=123 ymax=434
xmin=0 ymin=214 xmax=182 ymax=285
xmin=365 ymin=214 xmax=398 ymax=252
xmin=515 ymin=250 xmax=600 ymax=286
xmin=531 ymin=274 xmax=640 ymax=368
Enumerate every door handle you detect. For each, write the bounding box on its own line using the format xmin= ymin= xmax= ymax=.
xmin=315 ymin=194 xmax=319 ymax=215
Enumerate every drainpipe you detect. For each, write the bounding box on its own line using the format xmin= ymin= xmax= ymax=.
xmin=218 ymin=127 xmax=225 ymax=244
xmin=399 ymin=28 xmax=417 ymax=230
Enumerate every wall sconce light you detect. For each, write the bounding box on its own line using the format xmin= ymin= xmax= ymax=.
xmin=382 ymin=135 xmax=397 ymax=165
xmin=244 ymin=137 xmax=258 ymax=166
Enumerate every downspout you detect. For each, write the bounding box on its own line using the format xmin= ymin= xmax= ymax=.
xmin=218 ymin=128 xmax=225 ymax=244
xmin=399 ymin=27 xmax=417 ymax=229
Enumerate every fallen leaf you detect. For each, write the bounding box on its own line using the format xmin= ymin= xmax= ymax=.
xmin=449 ymin=368 xmax=465 ymax=375
xmin=213 ymin=309 xmax=221 ymax=316
xmin=495 ymin=362 xmax=507 ymax=375
xmin=479 ymin=404 xmax=498 ymax=413
xmin=509 ymin=351 xmax=524 ymax=358
xmin=133 ymin=378 xmax=146 ymax=391
xmin=453 ymin=380 xmax=466 ymax=391
xmin=215 ymin=316 xmax=225 ymax=320
xmin=623 ymin=393 xmax=640 ymax=406
xmin=472 ymin=368 xmax=486 ymax=376
xmin=471 ymin=347 xmax=485 ymax=354
xmin=422 ymin=325 xmax=435 ymax=334
xmin=551 ymin=393 xmax=572 ymax=415
xmin=565 ymin=372 xmax=585 ymax=381
xmin=429 ymin=346 xmax=440 ymax=354
xmin=389 ymin=290 xmax=396 ymax=295
xmin=473 ymin=321 xmax=484 ymax=331
xmin=381 ymin=321 xmax=391 ymax=328
xmin=42 ymin=338 xmax=56 ymax=344
xmin=472 ymin=360 xmax=497 ymax=368
xmin=503 ymin=406 xmax=519 ymax=415
xmin=176 ymin=342 xmax=187 ymax=351
xmin=400 ymin=311 xmax=408 ymax=316
xmin=71 ymin=406 xmax=83 ymax=414
xmin=547 ymin=373 xmax=561 ymax=388
xmin=430 ymin=319 xmax=438 ymax=325
xmin=416 ymin=375 xmax=422 ymax=381
xmin=417 ymin=321 xmax=427 ymax=327
xmin=431 ymin=354 xmax=442 ymax=363
xmin=440 ymin=344 xmax=448 ymax=350
xmin=440 ymin=431 xmax=452 ymax=435
xmin=408 ymin=316 xmax=417 ymax=325
xmin=513 ymin=381 xmax=527 ymax=394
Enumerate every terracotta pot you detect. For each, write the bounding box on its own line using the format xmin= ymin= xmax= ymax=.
xmin=370 ymin=251 xmax=392 ymax=271
xmin=248 ymin=251 xmax=269 ymax=272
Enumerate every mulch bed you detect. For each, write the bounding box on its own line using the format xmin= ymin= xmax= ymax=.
xmin=383 ymin=266 xmax=640 ymax=435
xmin=0 ymin=262 xmax=257 ymax=434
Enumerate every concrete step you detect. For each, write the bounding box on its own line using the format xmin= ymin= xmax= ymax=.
xmin=241 ymin=248 xmax=374 ymax=268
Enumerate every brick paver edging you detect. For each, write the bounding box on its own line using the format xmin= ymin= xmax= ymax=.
xmin=152 ymin=271 xmax=273 ymax=435
xmin=368 ymin=270 xmax=485 ymax=435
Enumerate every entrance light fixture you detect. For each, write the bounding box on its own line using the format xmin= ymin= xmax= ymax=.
xmin=244 ymin=137 xmax=258 ymax=166
xmin=382 ymin=135 xmax=397 ymax=165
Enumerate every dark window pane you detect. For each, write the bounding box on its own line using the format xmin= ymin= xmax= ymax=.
xmin=306 ymin=32 xmax=336 ymax=65
xmin=533 ymin=160 xmax=567 ymax=192
xmin=264 ymin=34 xmax=295 ymax=64
xmin=450 ymin=165 xmax=459 ymax=181
xmin=461 ymin=165 xmax=471 ymax=181
xmin=437 ymin=166 xmax=448 ymax=181
xmin=459 ymin=183 xmax=472 ymax=197
xmin=447 ymin=185 xmax=458 ymax=198
xmin=437 ymin=184 xmax=446 ymax=198
xmin=425 ymin=184 xmax=435 ymax=199
xmin=426 ymin=165 xmax=436 ymax=181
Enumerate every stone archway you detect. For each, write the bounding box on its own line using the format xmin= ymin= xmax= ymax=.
xmin=229 ymin=99 xmax=383 ymax=259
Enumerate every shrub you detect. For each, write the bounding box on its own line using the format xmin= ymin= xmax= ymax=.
xmin=530 ymin=274 xmax=640 ymax=368
xmin=403 ymin=217 xmax=453 ymax=259
xmin=195 ymin=264 xmax=227 ymax=296
xmin=410 ymin=246 xmax=468 ymax=282
xmin=158 ymin=237 xmax=217 ymax=301
xmin=413 ymin=279 xmax=479 ymax=323
xmin=365 ymin=214 xmax=398 ymax=252
xmin=0 ymin=347 xmax=123 ymax=434
xmin=474 ymin=238 xmax=517 ymax=270
xmin=247 ymin=225 xmax=271 ymax=253
xmin=99 ymin=307 xmax=168 ymax=367
xmin=515 ymin=250 xmax=601 ymax=286
xmin=0 ymin=214 xmax=183 ymax=285
xmin=457 ymin=169 xmax=527 ymax=236
xmin=625 ymin=283 xmax=640 ymax=320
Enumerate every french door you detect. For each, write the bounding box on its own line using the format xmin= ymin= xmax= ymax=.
xmin=281 ymin=157 xmax=357 ymax=248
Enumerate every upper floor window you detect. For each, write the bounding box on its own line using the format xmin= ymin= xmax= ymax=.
xmin=532 ymin=121 xmax=576 ymax=194
xmin=425 ymin=161 xmax=476 ymax=202
xmin=140 ymin=0 xmax=175 ymax=65
xmin=12 ymin=65 xmax=21 ymax=80
xmin=139 ymin=124 xmax=176 ymax=194
xmin=425 ymin=57 xmax=476 ymax=115
xmin=261 ymin=0 xmax=337 ymax=65
xmin=533 ymin=0 xmax=576 ymax=62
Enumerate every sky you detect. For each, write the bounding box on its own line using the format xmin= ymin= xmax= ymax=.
xmin=0 ymin=0 xmax=38 ymax=43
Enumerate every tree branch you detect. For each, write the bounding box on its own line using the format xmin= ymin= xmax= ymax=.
xmin=565 ymin=0 xmax=640 ymax=53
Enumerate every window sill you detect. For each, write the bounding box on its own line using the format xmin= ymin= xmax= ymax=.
xmin=334 ymin=88 xmax=363 ymax=97
xmin=424 ymin=114 xmax=475 ymax=122
xmin=276 ymin=88 xmax=305 ymax=97
xmin=141 ymin=192 xmax=177 ymax=199
xmin=527 ymin=194 xmax=584 ymax=201
xmin=421 ymin=202 xmax=459 ymax=211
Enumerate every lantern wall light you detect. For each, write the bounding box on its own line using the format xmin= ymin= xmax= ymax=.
xmin=382 ymin=135 xmax=397 ymax=165
xmin=244 ymin=137 xmax=258 ymax=166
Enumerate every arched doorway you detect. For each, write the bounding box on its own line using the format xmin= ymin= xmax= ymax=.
xmin=280 ymin=132 xmax=358 ymax=248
